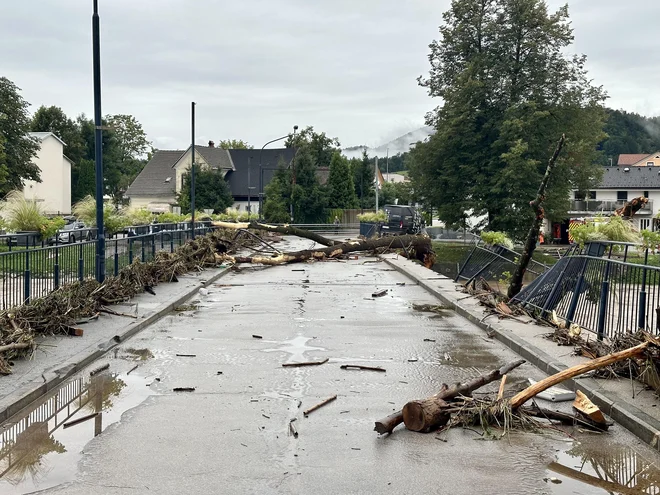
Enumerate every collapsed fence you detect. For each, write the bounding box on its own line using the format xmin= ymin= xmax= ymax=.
xmin=455 ymin=241 xmax=552 ymax=287
xmin=513 ymin=241 xmax=660 ymax=339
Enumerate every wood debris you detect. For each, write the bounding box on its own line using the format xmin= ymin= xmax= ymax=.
xmin=340 ymin=364 xmax=386 ymax=372
xmin=282 ymin=358 xmax=329 ymax=368
xmin=304 ymin=395 xmax=337 ymax=416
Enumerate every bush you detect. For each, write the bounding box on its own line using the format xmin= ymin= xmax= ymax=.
xmin=72 ymin=196 xmax=128 ymax=235
xmin=215 ymin=208 xmax=258 ymax=222
xmin=327 ymin=208 xmax=344 ymax=224
xmin=155 ymin=212 xmax=186 ymax=224
xmin=3 ymin=191 xmax=46 ymax=232
xmin=480 ymin=231 xmax=514 ymax=249
xmin=124 ymin=208 xmax=154 ymax=226
xmin=357 ymin=211 xmax=387 ymax=223
xmin=571 ymin=217 xmax=640 ymax=246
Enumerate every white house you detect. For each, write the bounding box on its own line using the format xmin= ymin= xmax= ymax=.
xmin=23 ymin=132 xmax=72 ymax=215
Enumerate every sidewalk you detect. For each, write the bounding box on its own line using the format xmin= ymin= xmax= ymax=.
xmin=381 ymin=253 xmax=660 ymax=451
xmin=0 ymin=265 xmax=231 ymax=424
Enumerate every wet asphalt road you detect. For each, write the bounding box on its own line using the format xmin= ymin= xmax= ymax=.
xmin=4 ymin=238 xmax=659 ymax=494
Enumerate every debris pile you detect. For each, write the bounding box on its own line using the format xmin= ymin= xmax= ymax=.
xmin=374 ymin=341 xmax=658 ymax=437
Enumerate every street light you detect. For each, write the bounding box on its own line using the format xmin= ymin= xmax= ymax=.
xmin=247 ymin=155 xmax=253 ymax=215
xmin=92 ymin=0 xmax=105 ymax=282
xmin=190 ymin=102 xmax=196 ymax=239
xmin=258 ymin=125 xmax=298 ymax=220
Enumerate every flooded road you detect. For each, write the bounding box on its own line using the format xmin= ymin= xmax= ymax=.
xmin=0 ymin=239 xmax=658 ymax=494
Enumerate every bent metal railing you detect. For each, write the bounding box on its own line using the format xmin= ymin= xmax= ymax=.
xmin=513 ymin=241 xmax=660 ymax=339
xmin=455 ymin=241 xmax=553 ymax=287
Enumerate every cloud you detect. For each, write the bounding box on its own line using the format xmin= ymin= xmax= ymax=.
xmin=2 ymin=0 xmax=659 ymax=151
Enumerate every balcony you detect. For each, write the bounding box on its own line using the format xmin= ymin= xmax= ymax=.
xmin=568 ymin=200 xmax=654 ymax=215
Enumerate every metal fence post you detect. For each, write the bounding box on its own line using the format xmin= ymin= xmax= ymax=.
xmin=129 ymin=239 xmax=134 ymax=265
xmin=454 ymin=242 xmax=479 ymax=282
xmin=566 ymin=257 xmax=589 ymax=323
xmin=596 ymin=261 xmax=611 ymax=341
xmin=23 ymin=249 xmax=30 ymax=303
xmin=638 ymin=248 xmax=649 ymax=330
xmin=114 ymin=239 xmax=119 ymax=276
xmin=151 ymin=234 xmax=156 ymax=260
xmin=78 ymin=241 xmax=84 ymax=281
xmin=141 ymin=237 xmax=146 ymax=262
xmin=54 ymin=244 xmax=60 ymax=290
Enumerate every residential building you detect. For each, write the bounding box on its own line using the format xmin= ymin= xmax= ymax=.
xmin=125 ymin=143 xmax=295 ymax=213
xmin=554 ymin=166 xmax=660 ymax=243
xmin=617 ymin=152 xmax=660 ymax=167
xmin=23 ymin=132 xmax=72 ymax=215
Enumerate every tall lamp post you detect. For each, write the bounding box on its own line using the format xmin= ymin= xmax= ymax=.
xmin=258 ymin=125 xmax=298 ymax=220
xmin=92 ymin=0 xmax=105 ymax=282
xmin=191 ymin=102 xmax=196 ymax=239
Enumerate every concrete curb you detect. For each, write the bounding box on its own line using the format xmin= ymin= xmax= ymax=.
xmin=382 ymin=256 xmax=660 ymax=451
xmin=0 ymin=267 xmax=231 ymax=424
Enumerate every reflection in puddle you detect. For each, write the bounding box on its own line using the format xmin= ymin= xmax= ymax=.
xmin=548 ymin=439 xmax=660 ymax=494
xmin=262 ymin=335 xmax=325 ymax=363
xmin=0 ymin=370 xmax=154 ymax=494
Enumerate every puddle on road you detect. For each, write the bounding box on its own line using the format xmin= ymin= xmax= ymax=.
xmin=412 ymin=303 xmax=453 ymax=318
xmin=262 ymin=335 xmax=326 ymax=363
xmin=0 ymin=370 xmax=155 ymax=494
xmin=117 ymin=347 xmax=154 ymax=361
xmin=547 ymin=437 xmax=660 ymax=494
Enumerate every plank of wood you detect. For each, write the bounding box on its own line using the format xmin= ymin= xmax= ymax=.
xmin=573 ymin=390 xmax=606 ymax=424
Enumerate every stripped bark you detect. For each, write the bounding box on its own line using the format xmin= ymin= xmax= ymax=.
xmin=212 ymin=221 xmax=340 ymax=246
xmin=507 ymin=134 xmax=565 ymax=298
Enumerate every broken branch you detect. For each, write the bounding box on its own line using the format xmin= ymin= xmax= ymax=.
xmin=303 ymin=395 xmax=337 ymax=416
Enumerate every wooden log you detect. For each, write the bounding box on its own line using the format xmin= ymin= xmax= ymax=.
xmin=374 ymin=412 xmax=404 ymax=435
xmin=0 ymin=342 xmax=31 ymax=354
xmin=509 ymin=342 xmax=649 ymax=409
xmin=497 ymin=375 xmax=507 ymax=400
xmin=401 ymin=359 xmax=525 ymax=432
xmin=403 ymin=398 xmax=451 ymax=432
xmin=212 ymin=221 xmax=341 ymax=246
xmin=521 ymin=406 xmax=608 ymax=431
xmin=573 ymin=390 xmax=606 ymax=425
xmin=222 ymin=235 xmax=433 ymax=267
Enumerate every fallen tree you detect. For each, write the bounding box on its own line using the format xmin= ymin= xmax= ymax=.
xmin=213 ymin=221 xmax=340 ymax=247
xmin=375 ymin=338 xmax=658 ymax=436
xmin=218 ymin=234 xmax=435 ymax=268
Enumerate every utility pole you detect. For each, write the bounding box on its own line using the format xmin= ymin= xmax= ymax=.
xmin=375 ymin=157 xmax=379 ymax=211
xmin=191 ymin=102 xmax=196 ymax=240
xmin=247 ymin=156 xmax=252 ymax=215
xmin=92 ymin=0 xmax=105 ymax=282
xmin=289 ymin=126 xmax=298 ymax=222
xmin=386 ymin=148 xmax=389 ymax=183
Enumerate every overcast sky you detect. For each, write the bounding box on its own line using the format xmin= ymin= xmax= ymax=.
xmin=1 ymin=0 xmax=659 ymax=151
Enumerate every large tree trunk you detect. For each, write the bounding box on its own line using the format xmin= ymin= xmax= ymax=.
xmin=220 ymin=234 xmax=434 ymax=267
xmin=507 ymin=134 xmax=565 ymax=299
xmin=374 ymin=360 xmax=525 ymax=434
xmin=213 ymin=221 xmax=340 ymax=246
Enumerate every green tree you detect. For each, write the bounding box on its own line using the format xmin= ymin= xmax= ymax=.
xmin=263 ymin=166 xmax=291 ymax=223
xmin=327 ymin=152 xmax=358 ymax=208
xmin=76 ymin=159 xmax=96 ymax=199
xmin=177 ymin=168 xmax=234 ymax=214
xmin=290 ymin=146 xmax=327 ymax=222
xmin=0 ymin=77 xmax=40 ymax=194
xmin=286 ymin=126 xmax=341 ymax=169
xmin=105 ymin=114 xmax=152 ymax=161
xmin=31 ymin=105 xmax=85 ymax=164
xmin=218 ymin=139 xmax=253 ymax=150
xmin=352 ymin=150 xmax=375 ymax=208
xmin=412 ymin=0 xmax=607 ymax=238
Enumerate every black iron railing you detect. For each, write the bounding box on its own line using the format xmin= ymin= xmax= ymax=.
xmin=513 ymin=241 xmax=660 ymax=339
xmin=0 ymin=222 xmax=212 ymax=311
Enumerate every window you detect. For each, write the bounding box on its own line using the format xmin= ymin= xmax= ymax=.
xmin=617 ymin=191 xmax=628 ymax=201
xmin=588 ymin=191 xmax=596 ymax=200
xmin=574 ymin=191 xmax=584 ymax=200
xmin=641 ymin=218 xmax=651 ymax=231
xmin=648 ymin=162 xmax=655 ymax=166
xmin=644 ymin=191 xmax=649 ymax=198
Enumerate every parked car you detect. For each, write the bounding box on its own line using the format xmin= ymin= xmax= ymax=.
xmin=381 ymin=205 xmax=425 ymax=235
xmin=49 ymin=218 xmax=96 ymax=244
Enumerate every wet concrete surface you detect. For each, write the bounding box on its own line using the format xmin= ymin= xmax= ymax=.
xmin=1 ymin=238 xmax=659 ymax=494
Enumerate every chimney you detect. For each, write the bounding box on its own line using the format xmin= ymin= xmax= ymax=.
xmin=208 ymin=140 xmax=215 ymax=148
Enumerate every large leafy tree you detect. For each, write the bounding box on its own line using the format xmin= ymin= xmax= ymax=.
xmin=286 ymin=126 xmax=341 ymax=169
xmin=31 ymin=105 xmax=86 ymax=164
xmin=352 ymin=150 xmax=375 ymax=209
xmin=0 ymin=77 xmax=40 ymax=194
xmin=327 ymin=152 xmax=358 ymax=209
xmin=177 ymin=168 xmax=234 ymax=214
xmin=105 ymin=114 xmax=151 ymax=161
xmin=411 ymin=0 xmax=607 ymax=238
xmin=218 ymin=139 xmax=252 ymax=150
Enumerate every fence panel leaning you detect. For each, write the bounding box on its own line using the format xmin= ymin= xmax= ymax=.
xmin=455 ymin=241 xmax=550 ymax=289
xmin=513 ymin=241 xmax=660 ymax=339
xmin=0 ymin=221 xmax=213 ymax=311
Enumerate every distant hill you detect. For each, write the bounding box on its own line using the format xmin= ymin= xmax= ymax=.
xmin=343 ymin=126 xmax=435 ymax=158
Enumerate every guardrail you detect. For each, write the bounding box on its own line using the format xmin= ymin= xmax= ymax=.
xmin=513 ymin=241 xmax=660 ymax=339
xmin=569 ymin=199 xmax=653 ymax=214
xmin=0 ymin=222 xmax=212 ymax=311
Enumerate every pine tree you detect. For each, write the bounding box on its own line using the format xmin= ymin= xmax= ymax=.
xmin=327 ymin=152 xmax=358 ymax=209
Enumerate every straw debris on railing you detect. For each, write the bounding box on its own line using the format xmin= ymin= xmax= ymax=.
xmin=0 ymin=229 xmax=250 ymax=374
